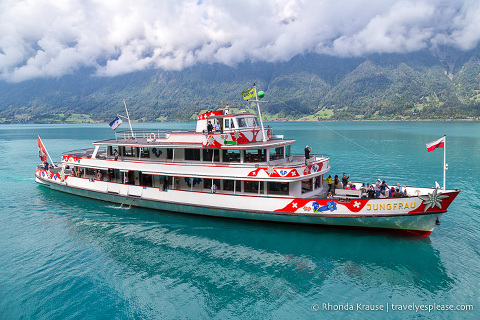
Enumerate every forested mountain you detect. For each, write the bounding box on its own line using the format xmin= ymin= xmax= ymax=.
xmin=1 ymin=47 xmax=479 ymax=123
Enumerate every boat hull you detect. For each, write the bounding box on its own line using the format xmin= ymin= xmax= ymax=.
xmin=35 ymin=174 xmax=458 ymax=237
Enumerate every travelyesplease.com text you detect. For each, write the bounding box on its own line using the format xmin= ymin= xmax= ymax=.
xmin=311 ymin=302 xmax=474 ymax=313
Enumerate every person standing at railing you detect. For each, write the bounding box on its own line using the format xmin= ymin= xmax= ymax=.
xmin=326 ymin=175 xmax=333 ymax=193
xmin=342 ymin=173 xmax=349 ymax=189
xmin=304 ymin=145 xmax=311 ymax=165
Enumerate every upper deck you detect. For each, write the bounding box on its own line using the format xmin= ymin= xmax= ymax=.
xmin=60 ymin=108 xmax=331 ymax=182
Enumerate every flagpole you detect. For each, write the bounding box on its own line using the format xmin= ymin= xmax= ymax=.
xmin=123 ymin=98 xmax=135 ymax=138
xmin=443 ymin=135 xmax=446 ymax=190
xmin=253 ymin=84 xmax=267 ymax=142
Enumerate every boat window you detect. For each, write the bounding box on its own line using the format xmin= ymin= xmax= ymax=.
xmin=124 ymin=146 xmax=137 ymax=157
xmin=85 ymin=168 xmax=96 ymax=179
xmin=246 ymin=117 xmax=256 ymax=127
xmin=167 ymin=148 xmax=173 ymax=160
xmin=268 ymin=182 xmax=289 ymax=195
xmin=139 ymin=172 xmax=153 ymax=187
xmin=203 ymin=149 xmax=219 ymax=162
xmin=270 ymin=147 xmax=284 ymax=161
xmin=185 ymin=149 xmax=201 ymax=161
xmin=245 ymin=181 xmax=264 ymax=194
xmin=238 ymin=118 xmax=247 ymax=127
xmin=223 ymin=179 xmax=241 ymax=192
xmin=244 ymin=149 xmax=266 ymax=162
xmin=285 ymin=145 xmax=291 ymax=157
xmin=224 ymin=119 xmax=230 ymax=129
xmin=204 ymin=178 xmax=220 ymax=190
xmin=222 ymin=149 xmax=240 ymax=162
xmin=301 ymin=179 xmax=313 ymax=193
xmin=140 ymin=147 xmax=150 ymax=158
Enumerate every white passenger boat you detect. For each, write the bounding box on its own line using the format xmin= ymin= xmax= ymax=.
xmin=35 ymin=89 xmax=460 ymax=237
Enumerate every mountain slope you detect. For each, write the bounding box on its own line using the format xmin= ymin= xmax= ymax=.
xmin=0 ymin=48 xmax=479 ymax=123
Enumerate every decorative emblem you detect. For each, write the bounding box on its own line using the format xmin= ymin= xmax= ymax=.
xmin=311 ymin=164 xmax=319 ymax=172
xmin=234 ymin=130 xmax=241 ymax=140
xmin=418 ymin=189 xmax=448 ymax=212
xmin=207 ymin=136 xmax=215 ymax=146
xmin=312 ymin=200 xmax=338 ymax=213
xmin=279 ymin=170 xmax=287 ymax=176
xmin=152 ymin=148 xmax=163 ymax=158
xmin=266 ymin=166 xmax=275 ymax=176
xmin=353 ymin=201 xmax=361 ymax=208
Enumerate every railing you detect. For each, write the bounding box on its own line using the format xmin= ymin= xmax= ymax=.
xmin=114 ymin=129 xmax=170 ymax=141
xmin=62 ymin=148 xmax=95 ymax=158
xmin=62 ymin=148 xmax=329 ymax=169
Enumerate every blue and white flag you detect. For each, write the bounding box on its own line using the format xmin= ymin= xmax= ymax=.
xmin=109 ymin=116 xmax=122 ymax=130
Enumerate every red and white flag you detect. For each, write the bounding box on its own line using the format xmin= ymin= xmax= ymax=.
xmin=426 ymin=136 xmax=445 ymax=152
xmin=38 ymin=135 xmax=47 ymax=161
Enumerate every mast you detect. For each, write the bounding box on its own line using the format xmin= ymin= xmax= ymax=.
xmin=123 ymin=98 xmax=135 ymax=138
xmin=443 ymin=135 xmax=446 ymax=190
xmin=253 ymin=84 xmax=267 ymax=142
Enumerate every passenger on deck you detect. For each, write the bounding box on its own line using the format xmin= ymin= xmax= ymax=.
xmin=207 ymin=121 xmax=213 ymax=133
xmin=304 ymin=145 xmax=311 ymax=165
xmin=70 ymin=168 xmax=76 ymax=176
xmin=395 ymin=183 xmax=405 ymax=194
xmin=43 ymin=161 xmax=49 ymax=171
xmin=211 ymin=183 xmax=217 ymax=193
xmin=334 ymin=175 xmax=342 ymax=191
xmin=214 ymin=119 xmax=221 ymax=132
xmin=389 ymin=187 xmax=395 ymax=198
xmin=392 ymin=189 xmax=403 ymax=198
xmin=368 ymin=185 xmax=375 ymax=198
xmin=380 ymin=180 xmax=388 ymax=196
xmin=113 ymin=149 xmax=119 ymax=161
xmin=326 ymin=175 xmax=333 ymax=193
xmin=97 ymin=170 xmax=103 ymax=181
xmin=375 ymin=179 xmax=382 ymax=198
xmin=327 ymin=192 xmax=333 ymax=199
xmin=342 ymin=173 xmax=349 ymax=189
xmin=350 ymin=182 xmax=357 ymax=191
xmin=124 ymin=174 xmax=129 ymax=184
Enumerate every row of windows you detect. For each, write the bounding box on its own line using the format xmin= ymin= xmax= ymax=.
xmin=68 ymin=166 xmax=292 ymax=196
xmin=105 ymin=146 xmax=291 ymax=163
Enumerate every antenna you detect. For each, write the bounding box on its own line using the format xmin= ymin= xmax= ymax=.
xmin=118 ymin=98 xmax=135 ymax=138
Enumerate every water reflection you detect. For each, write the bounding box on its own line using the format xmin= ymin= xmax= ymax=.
xmin=37 ymin=187 xmax=453 ymax=313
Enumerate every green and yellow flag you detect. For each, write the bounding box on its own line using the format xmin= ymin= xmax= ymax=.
xmin=241 ymin=87 xmax=255 ymax=100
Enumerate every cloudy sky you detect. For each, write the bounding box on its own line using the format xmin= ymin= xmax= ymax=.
xmin=0 ymin=0 xmax=478 ymax=82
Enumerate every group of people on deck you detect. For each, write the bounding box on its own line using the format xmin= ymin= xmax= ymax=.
xmin=325 ymin=173 xmax=407 ymax=199
xmin=207 ymin=120 xmax=221 ymax=133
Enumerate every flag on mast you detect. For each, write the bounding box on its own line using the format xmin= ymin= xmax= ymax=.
xmin=109 ymin=116 xmax=122 ymax=130
xmin=426 ymin=137 xmax=445 ymax=152
xmin=241 ymin=87 xmax=255 ymax=100
xmin=38 ymin=135 xmax=47 ymax=161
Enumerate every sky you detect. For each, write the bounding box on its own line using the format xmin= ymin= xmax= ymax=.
xmin=0 ymin=0 xmax=479 ymax=82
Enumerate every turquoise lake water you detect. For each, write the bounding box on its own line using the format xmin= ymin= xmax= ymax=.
xmin=0 ymin=121 xmax=479 ymax=319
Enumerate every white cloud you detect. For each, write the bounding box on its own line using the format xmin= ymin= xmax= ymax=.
xmin=0 ymin=0 xmax=478 ymax=82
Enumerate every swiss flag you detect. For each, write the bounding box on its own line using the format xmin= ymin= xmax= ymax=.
xmin=38 ymin=135 xmax=47 ymax=161
xmin=426 ymin=136 xmax=445 ymax=152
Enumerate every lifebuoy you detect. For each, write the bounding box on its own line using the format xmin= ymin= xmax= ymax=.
xmin=150 ymin=132 xmax=156 ymax=140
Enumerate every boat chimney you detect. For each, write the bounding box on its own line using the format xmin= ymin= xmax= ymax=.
xmin=224 ymin=105 xmax=230 ymax=114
